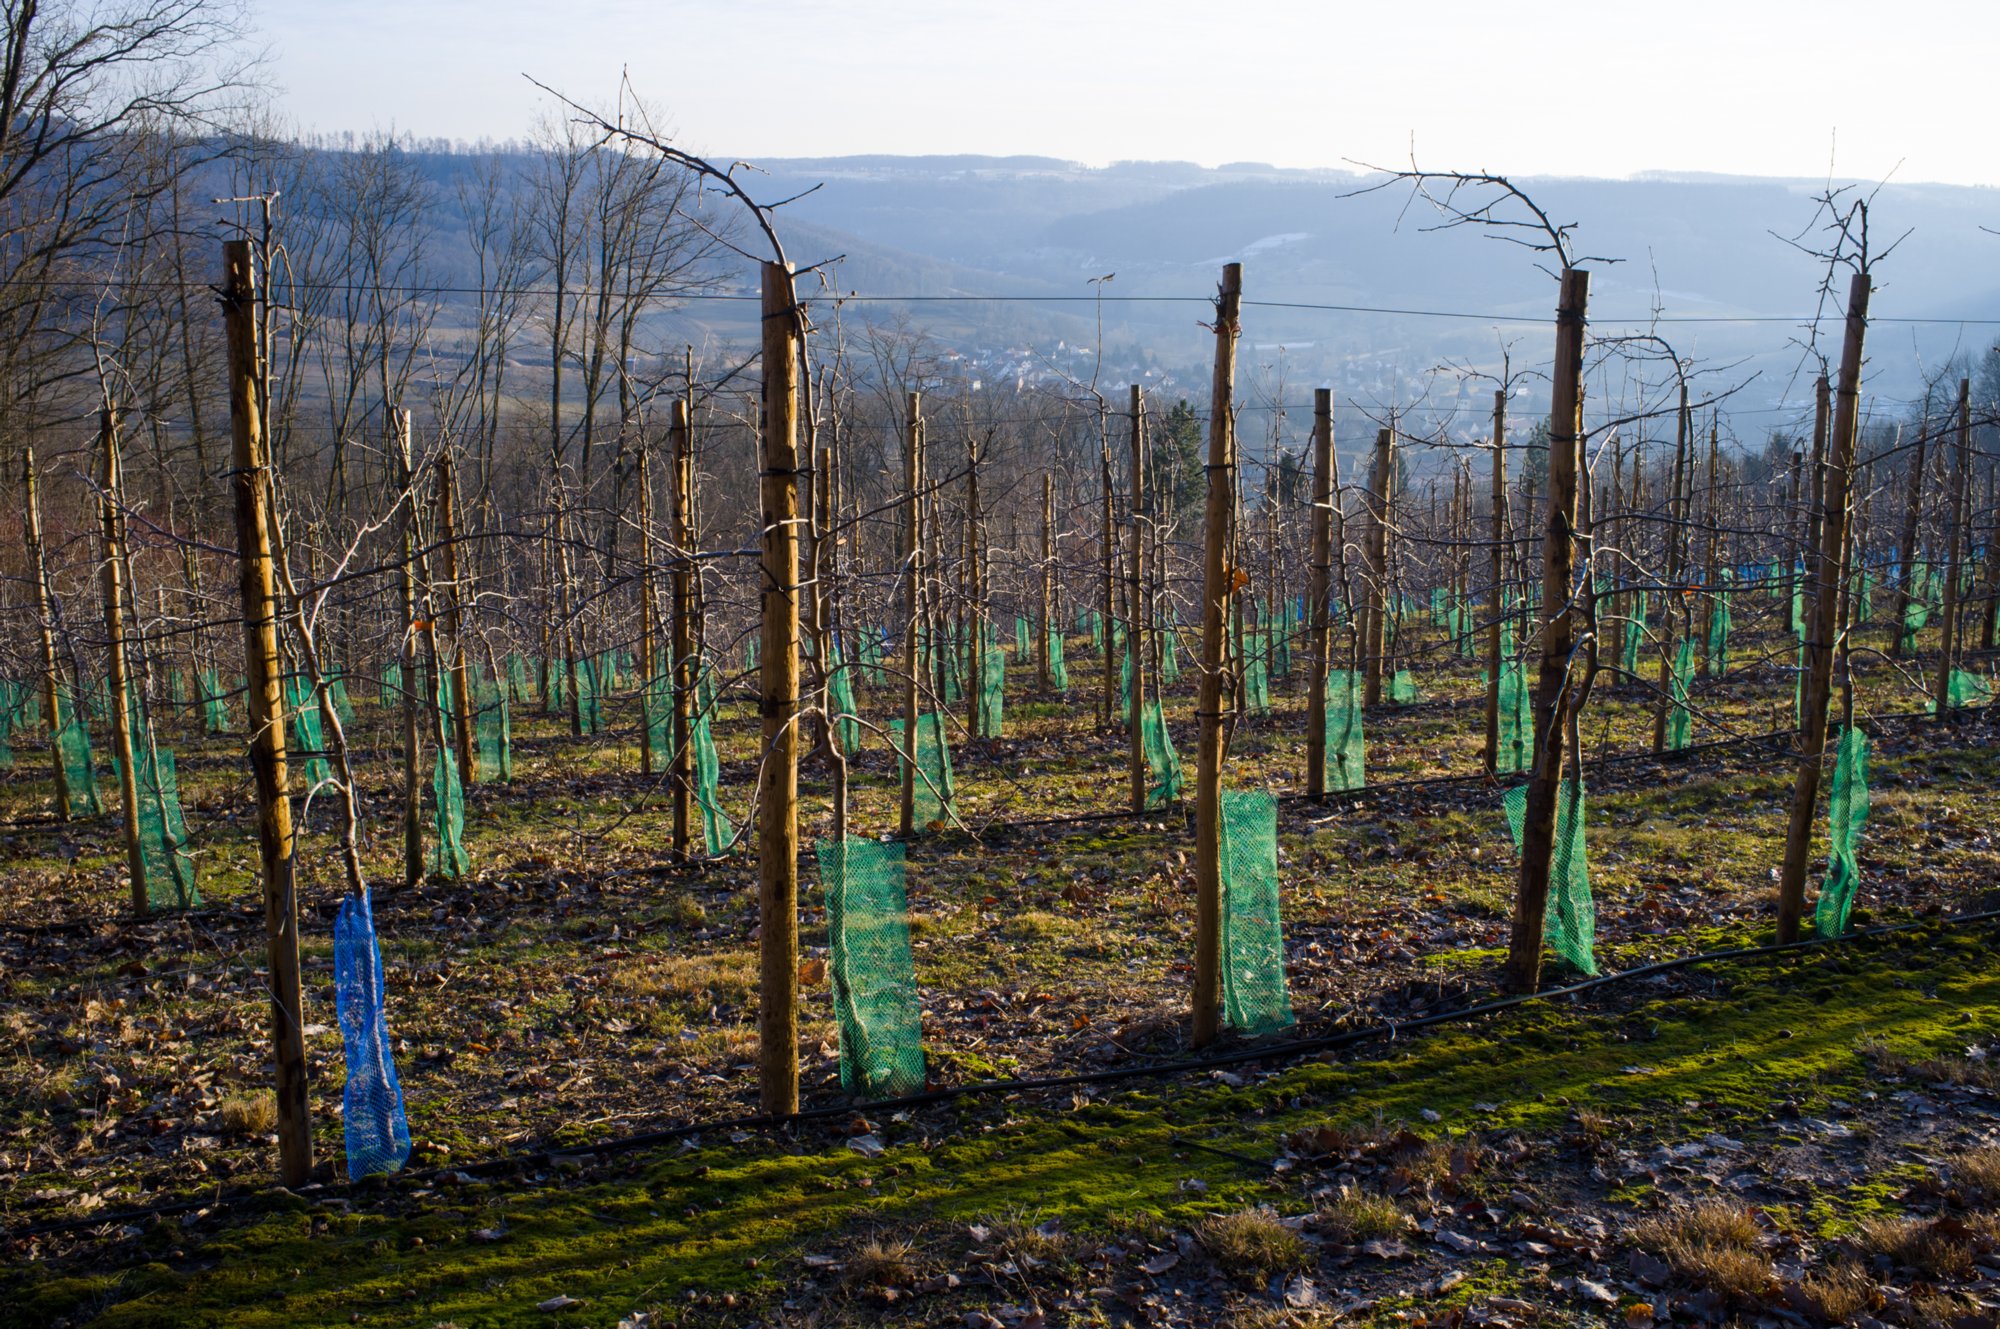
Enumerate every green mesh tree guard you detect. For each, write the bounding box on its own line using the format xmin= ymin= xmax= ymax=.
xmin=1117 ymin=643 xmax=1134 ymax=724
xmin=1090 ymin=611 xmax=1104 ymax=653
xmin=1140 ymin=698 xmax=1182 ymax=808
xmin=1900 ymin=566 xmax=1931 ymax=651
xmin=328 ymin=670 xmax=356 ymax=727
xmin=507 ymin=652 xmax=530 ymax=702
xmin=56 ymin=699 xmax=101 ymax=816
xmin=1160 ymin=626 xmax=1181 ymax=686
xmin=1814 ymin=725 xmax=1870 ymax=938
xmin=1430 ymin=586 xmax=1447 ymax=626
xmin=1219 ymin=788 xmax=1294 ymax=1035
xmin=379 ymin=662 xmax=401 ymax=708
xmin=1707 ymin=587 xmax=1732 ymax=676
xmin=745 ymin=636 xmax=759 ymax=672
xmin=818 ymin=837 xmax=925 ymax=1098
xmin=1497 ymin=654 xmax=1534 ymax=776
xmin=1620 ymin=596 xmax=1644 ymax=676
xmin=1856 ymin=572 xmax=1875 ymax=626
xmin=477 ymin=681 xmax=513 ymax=783
xmin=1323 ymin=668 xmax=1365 ymax=791
xmin=1048 ymin=631 xmax=1069 ymax=691
xmin=577 ymin=656 xmax=604 ymax=735
xmin=977 ymin=638 xmax=1004 ymax=736
xmin=430 ymin=746 xmax=469 ymax=880
xmin=912 ymin=711 xmax=955 ymax=828
xmin=691 ymin=707 xmax=728 ymax=855
xmin=1928 ymin=669 xmax=1991 ymax=714
xmin=283 ymin=678 xmax=331 ymax=793
xmin=200 ymin=669 xmax=231 ymax=733
xmin=1388 ymin=669 xmax=1419 ymax=705
xmin=1790 ymin=580 xmax=1804 ymax=637
xmin=168 ymin=669 xmax=189 ymax=707
xmin=1666 ymin=637 xmax=1696 ymax=751
xmin=117 ymin=739 xmax=199 ymax=911
xmin=828 ymin=647 xmax=860 ymax=753
xmin=1243 ymin=658 xmax=1271 ymax=715
xmin=1014 ymin=616 xmax=1030 ymax=655
xmin=1503 ymin=779 xmax=1596 ymax=976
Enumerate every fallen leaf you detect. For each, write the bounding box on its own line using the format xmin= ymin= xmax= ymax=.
xmin=1140 ymin=1251 xmax=1178 ymax=1275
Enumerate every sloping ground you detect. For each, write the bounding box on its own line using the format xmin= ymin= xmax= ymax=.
xmin=8 ymin=921 xmax=1998 ymax=1329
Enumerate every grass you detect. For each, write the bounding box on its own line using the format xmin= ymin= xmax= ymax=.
xmin=1629 ymin=1199 xmax=1772 ymax=1300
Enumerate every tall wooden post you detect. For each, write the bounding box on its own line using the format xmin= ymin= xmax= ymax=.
xmin=967 ymin=432 xmax=986 ymax=738
xmin=394 ymin=412 xmax=424 ymax=887
xmin=1100 ymin=421 xmax=1117 ymax=730
xmin=97 ymin=411 xmax=148 ymax=915
xmin=757 ymin=260 xmax=803 ymax=1115
xmin=1482 ymin=390 xmax=1509 ymax=772
xmin=436 ymin=446 xmax=476 ymax=782
xmin=1700 ymin=417 xmax=1721 ymax=677
xmin=222 ymin=239 xmax=312 ymax=1186
xmin=1931 ymin=378 xmax=1972 ymax=715
xmin=1127 ymin=385 xmax=1149 ymax=811
xmin=1776 ymin=272 xmax=1869 ymax=942
xmin=637 ymin=439 xmax=658 ymax=778
xmin=1506 ymin=267 xmax=1590 ymax=994
xmin=669 ymin=399 xmax=695 ymax=858
xmin=1651 ymin=385 xmax=1692 ymax=752
xmin=1305 ymin=388 xmax=1334 ymax=796
xmin=1890 ymin=417 xmax=1928 ymax=656
xmin=25 ymin=447 xmax=74 ymax=819
xmin=1193 ymin=262 xmax=1242 ymax=1048
xmin=1038 ymin=473 xmax=1054 ymax=688
xmin=898 ymin=392 xmax=924 ymax=837
xmin=1362 ymin=427 xmax=1395 ymax=706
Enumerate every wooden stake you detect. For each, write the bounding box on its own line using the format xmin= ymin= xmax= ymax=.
xmin=97 ymin=410 xmax=148 ymax=915
xmin=1362 ymin=428 xmax=1395 ymax=707
xmin=436 ymin=446 xmax=476 ymax=782
xmin=1506 ymin=267 xmax=1590 ymax=994
xmin=670 ymin=399 xmax=694 ymax=859
xmin=756 ymin=260 xmax=803 ymax=1115
xmin=1039 ymin=474 xmax=1054 ymax=689
xmin=898 ymin=392 xmax=923 ymax=837
xmin=1931 ymin=378 xmax=1973 ymax=715
xmin=221 ymin=239 xmax=312 ymax=1186
xmin=1305 ymin=388 xmax=1334 ymax=796
xmin=637 ymin=437 xmax=658 ymax=778
xmin=1193 ymin=262 xmax=1242 ymax=1048
xmin=24 ymin=446 xmax=75 ymax=820
xmin=394 ymin=412 xmax=424 ymax=887
xmin=1776 ymin=271 xmax=1870 ymax=942
xmin=1127 ymin=385 xmax=1148 ymax=811
xmin=1482 ymin=390 xmax=1508 ymax=772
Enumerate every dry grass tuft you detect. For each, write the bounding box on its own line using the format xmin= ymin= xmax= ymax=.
xmin=1948 ymin=1144 xmax=2000 ymax=1207
xmin=843 ymin=1236 xmax=917 ymax=1289
xmin=1630 ymin=1199 xmax=1771 ymax=1301
xmin=1848 ymin=1214 xmax=1975 ymax=1280
xmin=1199 ymin=1207 xmax=1311 ymax=1283
xmin=1797 ymin=1262 xmax=1877 ymax=1323
xmin=1314 ymin=1185 xmax=1410 ymax=1244
xmin=218 ymin=1093 xmax=276 ymax=1136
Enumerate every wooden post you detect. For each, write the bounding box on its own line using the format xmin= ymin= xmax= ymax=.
xmin=1651 ymin=386 xmax=1692 ymax=752
xmin=1506 ymin=267 xmax=1590 ymax=994
xmin=1776 ymin=271 xmax=1869 ymax=942
xmin=756 ymin=260 xmax=803 ymax=1116
xmin=967 ymin=431 xmax=986 ymax=738
xmin=670 ymin=399 xmax=695 ymax=859
xmin=1305 ymin=388 xmax=1334 ymax=796
xmin=1931 ymin=378 xmax=1973 ymax=715
xmin=97 ymin=410 xmax=148 ymax=915
xmin=1193 ymin=262 xmax=1242 ymax=1047
xmin=1038 ymin=473 xmax=1054 ymax=688
xmin=637 ymin=439 xmax=658 ymax=778
xmin=898 ymin=392 xmax=923 ymax=837
xmin=394 ymin=412 xmax=424 ymax=887
xmin=1100 ymin=420 xmax=1117 ymax=730
xmin=221 ymin=239 xmax=312 ymax=1187
xmin=1700 ymin=417 xmax=1721 ymax=677
xmin=24 ymin=446 xmax=75 ymax=819
xmin=1127 ymin=385 xmax=1149 ymax=811
xmin=1482 ymin=390 xmax=1509 ymax=772
xmin=1889 ymin=414 xmax=1928 ymax=656
xmin=436 ymin=446 xmax=476 ymax=783
xmin=1362 ymin=427 xmax=1395 ymax=706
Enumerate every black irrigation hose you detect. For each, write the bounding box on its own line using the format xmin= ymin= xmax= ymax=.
xmin=9 ymin=905 xmax=1998 ymax=1246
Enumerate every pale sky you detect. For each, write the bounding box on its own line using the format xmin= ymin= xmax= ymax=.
xmin=260 ymin=0 xmax=1998 ymax=185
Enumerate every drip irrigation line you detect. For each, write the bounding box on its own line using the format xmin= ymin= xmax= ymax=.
xmin=9 ymin=905 xmax=1996 ymax=1245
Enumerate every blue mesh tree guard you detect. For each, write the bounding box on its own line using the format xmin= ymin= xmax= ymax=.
xmin=334 ymin=887 xmax=412 ymax=1179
